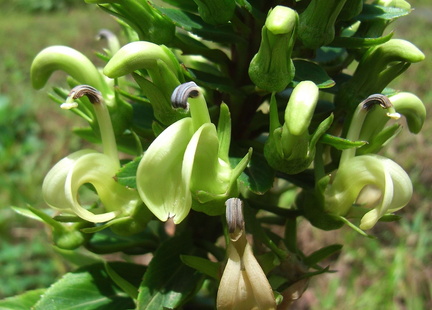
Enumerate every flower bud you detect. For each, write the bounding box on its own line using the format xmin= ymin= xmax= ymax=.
xmin=264 ymin=81 xmax=332 ymax=174
xmin=298 ymin=0 xmax=347 ymax=49
xmin=248 ymin=6 xmax=298 ymax=92
xmin=193 ymin=0 xmax=236 ymax=25
xmin=31 ymin=46 xmax=107 ymax=93
xmin=336 ymin=39 xmax=425 ymax=112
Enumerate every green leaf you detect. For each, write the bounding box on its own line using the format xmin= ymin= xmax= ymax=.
xmin=180 ymin=255 xmax=220 ymax=280
xmin=303 ymin=244 xmax=343 ymax=267
xmin=86 ymin=227 xmax=158 ymax=255
xmin=116 ymin=156 xmax=141 ymax=189
xmin=157 ymin=7 xmax=243 ymax=43
xmin=231 ymin=151 xmax=275 ymax=195
xmin=0 ymin=289 xmax=45 ymax=310
xmin=137 ymin=234 xmax=204 ymax=309
xmin=33 ymin=263 xmax=144 ymax=310
xmin=357 ymin=4 xmax=411 ymax=22
xmin=330 ymin=31 xmax=393 ymax=48
xmin=293 ymin=60 xmax=335 ymax=88
xmin=320 ymin=134 xmax=368 ymax=150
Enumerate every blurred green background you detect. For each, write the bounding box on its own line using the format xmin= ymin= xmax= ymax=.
xmin=0 ymin=0 xmax=430 ymax=308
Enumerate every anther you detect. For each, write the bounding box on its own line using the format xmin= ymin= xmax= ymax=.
xmin=171 ymin=81 xmax=200 ymax=109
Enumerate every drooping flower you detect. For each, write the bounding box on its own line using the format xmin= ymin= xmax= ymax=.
xmin=217 ymin=198 xmax=276 ymax=310
xmin=324 ymin=94 xmax=413 ymax=230
xmin=42 ymin=85 xmax=140 ymax=223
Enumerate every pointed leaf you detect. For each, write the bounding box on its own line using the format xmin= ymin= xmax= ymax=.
xmin=137 ymin=234 xmax=204 ymax=309
xmin=116 ymin=156 xmax=142 ymax=189
xmin=0 ymin=289 xmax=45 ymax=310
xmin=33 ymin=263 xmax=145 ymax=310
xmin=303 ymin=244 xmax=343 ymax=267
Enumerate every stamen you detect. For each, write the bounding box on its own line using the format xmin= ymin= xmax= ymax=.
xmin=68 ymin=85 xmax=103 ymax=104
xmin=362 ymin=94 xmax=392 ymax=111
xmin=171 ymin=81 xmax=200 ymax=109
xmin=225 ymin=198 xmax=245 ymax=234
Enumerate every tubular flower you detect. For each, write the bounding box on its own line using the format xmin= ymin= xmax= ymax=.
xmin=103 ymin=41 xmax=186 ymax=126
xmin=324 ymin=95 xmax=412 ymax=230
xmin=264 ymin=81 xmax=333 ymax=174
xmin=136 ymin=82 xmax=251 ymax=224
xmin=298 ymin=0 xmax=347 ymax=49
xmin=248 ymin=6 xmax=298 ymax=92
xmin=42 ymin=85 xmax=139 ymax=223
xmin=217 ymin=198 xmax=276 ymax=310
xmin=335 ymin=39 xmax=425 ymax=112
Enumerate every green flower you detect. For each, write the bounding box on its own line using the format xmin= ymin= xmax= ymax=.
xmin=248 ymin=5 xmax=298 ymax=92
xmin=298 ymin=0 xmax=347 ymax=49
xmin=324 ymin=94 xmax=412 ymax=230
xmin=264 ymin=81 xmax=333 ymax=174
xmin=324 ymin=154 xmax=412 ymax=230
xmin=42 ymin=85 xmax=139 ymax=223
xmin=136 ymin=82 xmax=251 ymax=224
xmin=217 ymin=198 xmax=276 ymax=310
xmin=335 ymin=39 xmax=425 ymax=112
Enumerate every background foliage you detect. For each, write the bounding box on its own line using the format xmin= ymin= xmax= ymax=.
xmin=0 ymin=0 xmax=430 ymax=308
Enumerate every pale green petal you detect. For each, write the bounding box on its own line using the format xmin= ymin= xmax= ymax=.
xmin=137 ymin=118 xmax=194 ymax=224
xmin=42 ymin=149 xmax=97 ymax=212
xmin=325 ymin=154 xmax=412 ymax=230
xmin=43 ymin=150 xmax=139 ymax=223
xmin=65 ymin=152 xmax=139 ymax=223
xmin=185 ymin=123 xmax=230 ymax=197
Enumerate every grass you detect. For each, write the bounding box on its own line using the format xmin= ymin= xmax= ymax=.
xmin=0 ymin=0 xmax=431 ymax=307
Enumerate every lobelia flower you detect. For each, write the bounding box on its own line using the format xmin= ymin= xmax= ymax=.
xmin=248 ymin=5 xmax=298 ymax=92
xmin=335 ymin=39 xmax=425 ymax=113
xmin=30 ymin=45 xmax=133 ymax=141
xmin=217 ymin=198 xmax=276 ymax=310
xmin=324 ymin=94 xmax=413 ymax=230
xmin=42 ymin=85 xmax=140 ymax=223
xmin=264 ymin=81 xmax=333 ymax=174
xmin=136 ymin=82 xmax=251 ymax=224
xmin=298 ymin=0 xmax=348 ymax=49
xmin=103 ymin=41 xmax=186 ymax=126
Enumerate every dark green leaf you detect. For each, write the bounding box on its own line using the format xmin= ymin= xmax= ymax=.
xmin=86 ymin=227 xmax=158 ymax=255
xmin=231 ymin=152 xmax=275 ymax=195
xmin=33 ymin=263 xmax=143 ymax=310
xmin=0 ymin=289 xmax=45 ymax=310
xmin=116 ymin=156 xmax=141 ymax=189
xmin=357 ymin=4 xmax=411 ymax=21
xmin=158 ymin=8 xmax=243 ymax=43
xmin=330 ymin=31 xmax=393 ymax=48
xmin=303 ymin=244 xmax=343 ymax=267
xmin=293 ymin=60 xmax=335 ymax=89
xmin=180 ymin=255 xmax=220 ymax=280
xmin=320 ymin=133 xmax=368 ymax=150
xmin=137 ymin=234 xmax=204 ymax=309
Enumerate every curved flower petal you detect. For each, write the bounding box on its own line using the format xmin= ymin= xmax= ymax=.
xmin=137 ymin=118 xmax=194 ymax=224
xmin=184 ymin=123 xmax=232 ymax=199
xmin=43 ymin=149 xmax=96 ymax=211
xmin=324 ymin=154 xmax=412 ymax=229
xmin=217 ymin=233 xmax=276 ymax=310
xmin=43 ymin=150 xmax=139 ymax=223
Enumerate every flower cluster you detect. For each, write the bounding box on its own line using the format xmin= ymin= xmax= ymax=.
xmin=25 ymin=0 xmax=425 ymax=308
